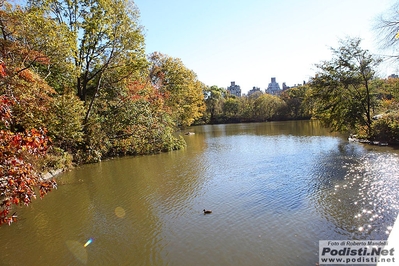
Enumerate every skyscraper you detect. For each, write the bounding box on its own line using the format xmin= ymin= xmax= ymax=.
xmin=227 ymin=81 xmax=241 ymax=97
xmin=265 ymin=77 xmax=281 ymax=95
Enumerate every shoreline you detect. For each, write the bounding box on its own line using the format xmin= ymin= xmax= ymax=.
xmin=42 ymin=169 xmax=64 ymax=180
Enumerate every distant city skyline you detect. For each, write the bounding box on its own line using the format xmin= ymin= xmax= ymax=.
xmin=227 ymin=77 xmax=296 ymax=96
xmin=228 ymin=77 xmax=305 ymax=95
xmin=135 ymin=0 xmax=396 ymax=94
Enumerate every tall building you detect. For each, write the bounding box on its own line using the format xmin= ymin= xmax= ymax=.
xmin=248 ymin=86 xmax=261 ymax=96
xmin=265 ymin=77 xmax=281 ymax=95
xmin=227 ymin=81 xmax=241 ymax=97
xmin=282 ymin=82 xmax=289 ymax=91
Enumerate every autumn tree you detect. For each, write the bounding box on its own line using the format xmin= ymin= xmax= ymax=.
xmin=0 ymin=95 xmax=57 ymax=226
xmin=148 ymin=52 xmax=205 ymax=127
xmin=24 ymin=0 xmax=167 ymax=162
xmin=310 ymin=38 xmax=381 ymax=134
xmin=0 ymin=3 xmax=83 ymax=138
xmin=379 ymin=77 xmax=399 ymax=102
xmin=253 ymin=93 xmax=286 ymax=121
xmin=0 ymin=2 xmax=75 ymax=92
xmin=28 ymin=0 xmax=147 ymax=121
xmin=0 ymin=5 xmax=51 ymax=136
xmin=101 ymin=78 xmax=185 ymax=157
xmin=0 ymin=3 xmax=69 ymax=226
xmin=0 ymin=33 xmax=57 ymax=226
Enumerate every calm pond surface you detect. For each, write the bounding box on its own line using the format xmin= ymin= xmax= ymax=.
xmin=1 ymin=120 xmax=399 ymax=265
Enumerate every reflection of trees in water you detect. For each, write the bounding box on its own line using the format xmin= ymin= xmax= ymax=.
xmin=308 ymin=141 xmax=399 ymax=240
xmin=198 ymin=120 xmax=338 ymax=138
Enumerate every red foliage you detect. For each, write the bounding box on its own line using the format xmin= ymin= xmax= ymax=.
xmin=0 ymin=62 xmax=6 ymax=77
xmin=0 ymin=96 xmax=56 ymax=226
xmin=124 ymin=80 xmax=170 ymax=104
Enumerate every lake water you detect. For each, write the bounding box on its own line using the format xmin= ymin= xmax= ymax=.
xmin=1 ymin=120 xmax=399 ymax=265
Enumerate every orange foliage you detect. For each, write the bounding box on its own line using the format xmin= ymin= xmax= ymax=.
xmin=123 ymin=80 xmax=171 ymax=113
xmin=0 ymin=9 xmax=50 ymax=80
xmin=17 ymin=68 xmax=35 ymax=82
xmin=1 ymin=61 xmax=56 ymax=130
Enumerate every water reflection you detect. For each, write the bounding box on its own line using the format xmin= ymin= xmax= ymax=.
xmin=199 ymin=120 xmax=338 ymax=138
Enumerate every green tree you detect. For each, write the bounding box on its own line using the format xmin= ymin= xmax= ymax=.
xmin=148 ymin=52 xmax=205 ymax=127
xmin=204 ymin=85 xmax=225 ymax=123
xmin=310 ymin=38 xmax=381 ymax=134
xmin=280 ymin=85 xmax=312 ymax=119
xmin=253 ymin=94 xmax=286 ymax=121
xmin=48 ymin=93 xmax=85 ymax=153
xmin=223 ymin=97 xmax=240 ymax=117
xmin=238 ymin=96 xmax=255 ymax=122
xmin=28 ymin=0 xmax=147 ymax=122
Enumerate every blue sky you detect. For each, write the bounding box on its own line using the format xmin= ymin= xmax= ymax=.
xmin=135 ymin=0 xmax=396 ymax=94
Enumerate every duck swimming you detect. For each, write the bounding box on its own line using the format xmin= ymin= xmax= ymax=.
xmin=203 ymin=209 xmax=212 ymax=214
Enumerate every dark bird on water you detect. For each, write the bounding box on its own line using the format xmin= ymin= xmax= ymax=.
xmin=203 ymin=209 xmax=212 ymax=214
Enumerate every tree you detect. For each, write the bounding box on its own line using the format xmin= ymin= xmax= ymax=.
xmin=238 ymin=96 xmax=255 ymax=122
xmin=0 ymin=3 xmax=66 ymax=133
xmin=253 ymin=94 xmax=286 ymax=121
xmin=104 ymin=79 xmax=185 ymax=156
xmin=0 ymin=2 xmax=75 ymax=92
xmin=223 ymin=97 xmax=240 ymax=117
xmin=375 ymin=1 xmax=399 ymax=57
xmin=310 ymin=38 xmax=381 ymax=134
xmin=0 ymin=4 xmax=64 ymax=226
xmin=204 ymin=85 xmax=225 ymax=123
xmin=148 ymin=52 xmax=205 ymax=127
xmin=0 ymin=2 xmax=86 ymax=171
xmin=368 ymin=77 xmax=399 ymax=143
xmin=28 ymin=0 xmax=147 ymax=122
xmin=280 ymin=85 xmax=312 ymax=119
xmin=48 ymin=93 xmax=85 ymax=153
xmin=0 ymin=96 xmax=56 ymax=226
xmin=384 ymin=77 xmax=399 ymax=99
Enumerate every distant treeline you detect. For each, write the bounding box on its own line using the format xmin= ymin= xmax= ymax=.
xmin=200 ymin=84 xmax=312 ymax=124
